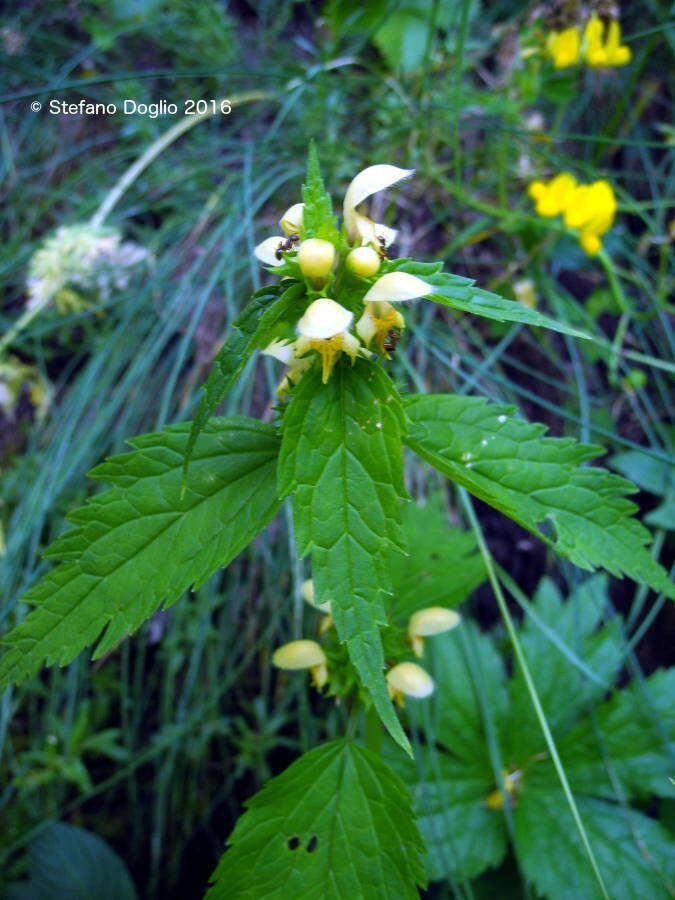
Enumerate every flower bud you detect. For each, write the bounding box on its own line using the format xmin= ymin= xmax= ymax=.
xmin=346 ymin=246 xmax=381 ymax=277
xmin=386 ymin=661 xmax=434 ymax=707
xmin=273 ymin=639 xmax=328 ymax=689
xmin=407 ymin=607 xmax=461 ymax=658
xmin=280 ymin=203 xmax=304 ymax=236
xmin=297 ymin=239 xmax=335 ymax=282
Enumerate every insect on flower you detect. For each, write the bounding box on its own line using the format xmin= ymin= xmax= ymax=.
xmin=274 ymin=233 xmax=299 ymax=260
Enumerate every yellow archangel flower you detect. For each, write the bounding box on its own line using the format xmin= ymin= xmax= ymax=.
xmin=343 ymin=164 xmax=414 ymax=250
xmin=301 ymin=578 xmax=333 ymax=634
xmin=272 ymin=639 xmax=328 ymax=690
xmin=262 ymin=338 xmax=312 ymax=397
xmin=386 ymin=662 xmax=435 ymax=708
xmin=485 ymin=769 xmax=523 ymax=810
xmin=583 ymin=15 xmax=631 ymax=68
xmin=356 ymin=272 xmax=433 ymax=356
xmin=546 ymin=26 xmax=581 ymax=69
xmin=407 ymin=607 xmax=461 ymax=658
xmin=296 ymin=297 xmax=365 ymax=383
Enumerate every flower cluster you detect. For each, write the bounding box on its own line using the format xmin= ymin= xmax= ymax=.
xmin=546 ymin=14 xmax=631 ymax=70
xmin=528 ymin=173 xmax=617 ymax=255
xmin=254 ymin=165 xmax=434 ymax=389
xmin=26 ymin=224 xmax=148 ymax=313
xmin=272 ymin=580 xmax=461 ymax=709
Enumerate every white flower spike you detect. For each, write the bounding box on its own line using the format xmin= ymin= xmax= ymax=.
xmin=273 ymin=639 xmax=328 ymax=689
xmin=386 ymin=662 xmax=435 ymax=707
xmin=407 ymin=607 xmax=461 ymax=658
xmin=343 ymin=164 xmax=414 ymax=248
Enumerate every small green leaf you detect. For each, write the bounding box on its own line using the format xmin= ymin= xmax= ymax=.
xmin=301 ymin=143 xmax=337 ymax=240
xmin=404 ymin=394 xmax=675 ymax=599
xmin=279 ymin=358 xmax=411 ymax=754
xmin=207 ymin=739 xmax=426 ymax=899
xmin=393 ymin=262 xmax=588 ymax=338
xmin=0 ymin=418 xmax=281 ymax=690
xmin=182 ymin=282 xmax=304 ymax=487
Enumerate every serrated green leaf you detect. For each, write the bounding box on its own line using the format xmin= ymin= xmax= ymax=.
xmin=386 ymin=746 xmax=508 ymax=882
xmin=393 ymin=263 xmax=588 ymax=337
xmin=506 ymin=574 xmax=625 ymax=760
xmin=206 ymin=739 xmax=426 ymax=900
xmin=278 ymin=358 xmax=411 ymax=754
xmin=554 ymin=668 xmax=675 ymax=801
xmin=5 ymin=823 xmax=137 ymax=900
xmin=301 ymin=143 xmax=337 ymax=240
xmin=404 ymin=394 xmax=675 ymax=599
xmin=388 ymin=494 xmax=486 ymax=622
xmin=182 ymin=282 xmax=304 ymax=487
xmin=515 ymin=790 xmax=675 ymax=900
xmin=0 ymin=418 xmax=281 ymax=690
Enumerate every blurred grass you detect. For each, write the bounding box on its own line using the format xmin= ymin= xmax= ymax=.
xmin=0 ymin=0 xmax=673 ymax=896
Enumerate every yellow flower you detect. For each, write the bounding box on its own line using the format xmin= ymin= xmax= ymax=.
xmin=563 ymin=180 xmax=616 ymax=256
xmin=272 ymin=639 xmax=328 ymax=689
xmin=343 ymin=164 xmax=414 ymax=250
xmin=527 ymin=173 xmax=577 ymax=218
xmin=296 ymin=298 xmax=365 ymax=383
xmin=583 ymin=16 xmax=631 ymax=68
xmin=485 ymin=769 xmax=522 ymax=810
xmin=356 ymin=272 xmax=432 ymax=355
xmin=407 ymin=607 xmax=461 ymax=658
xmin=546 ymin=26 xmax=581 ymax=68
xmin=513 ymin=278 xmax=537 ymax=309
xmin=386 ymin=662 xmax=435 ymax=708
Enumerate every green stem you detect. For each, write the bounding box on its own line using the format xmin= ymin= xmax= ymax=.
xmin=90 ymin=90 xmax=270 ymax=228
xmin=0 ymin=300 xmax=48 ymax=357
xmin=459 ymin=488 xmax=610 ymax=900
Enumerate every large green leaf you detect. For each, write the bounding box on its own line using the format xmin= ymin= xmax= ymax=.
xmin=516 ymin=789 xmax=675 ymax=900
xmin=0 ymin=417 xmax=281 ymax=689
xmin=206 ymin=740 xmax=426 ymax=900
xmin=6 ymin=823 xmax=137 ymax=900
xmin=388 ymin=748 xmax=508 ymax=882
xmin=182 ymin=282 xmax=304 ymax=486
xmin=278 ymin=358 xmax=411 ymax=753
xmin=404 ymin=394 xmax=675 ymax=599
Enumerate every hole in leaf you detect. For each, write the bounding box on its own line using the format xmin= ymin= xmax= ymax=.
xmin=306 ymin=835 xmax=319 ymax=853
xmin=287 ymin=836 xmax=300 ymax=850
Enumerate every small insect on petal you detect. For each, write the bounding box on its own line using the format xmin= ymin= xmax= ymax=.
xmin=362 ymin=272 xmax=432 ymax=304
xmin=254 ymin=236 xmax=286 ymax=266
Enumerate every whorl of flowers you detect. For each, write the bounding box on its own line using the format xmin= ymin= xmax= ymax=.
xmin=254 ymin=161 xmax=434 ymax=392
xmin=26 ymin=224 xmax=148 ymax=313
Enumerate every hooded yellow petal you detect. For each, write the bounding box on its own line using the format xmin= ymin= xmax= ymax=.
xmin=273 ymin=640 xmax=326 ymax=670
xmin=343 ymin=165 xmax=414 ymax=243
xmin=297 ymin=298 xmax=353 ymax=340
